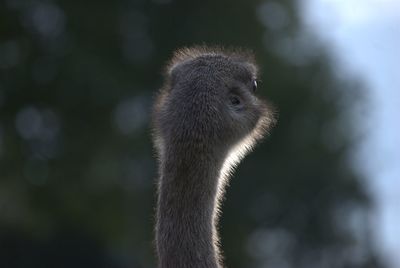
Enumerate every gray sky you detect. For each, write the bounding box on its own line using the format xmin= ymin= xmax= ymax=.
xmin=301 ymin=1 xmax=400 ymax=267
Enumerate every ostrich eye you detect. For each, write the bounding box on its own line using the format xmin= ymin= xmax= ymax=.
xmin=230 ymin=95 xmax=241 ymax=106
xmin=252 ymin=80 xmax=258 ymax=92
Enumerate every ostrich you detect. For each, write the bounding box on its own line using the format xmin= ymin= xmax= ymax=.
xmin=152 ymin=46 xmax=276 ymax=268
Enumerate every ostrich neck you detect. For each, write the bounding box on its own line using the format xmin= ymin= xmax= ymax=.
xmin=156 ymin=147 xmax=225 ymax=268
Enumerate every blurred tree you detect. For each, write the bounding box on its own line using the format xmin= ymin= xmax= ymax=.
xmin=0 ymin=0 xmax=385 ymax=267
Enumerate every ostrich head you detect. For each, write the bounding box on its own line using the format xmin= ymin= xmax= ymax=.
xmin=153 ymin=47 xmax=275 ymax=164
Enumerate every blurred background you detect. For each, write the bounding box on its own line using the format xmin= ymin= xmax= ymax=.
xmin=0 ymin=0 xmax=398 ymax=267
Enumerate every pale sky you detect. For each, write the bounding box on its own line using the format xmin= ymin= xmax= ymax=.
xmin=301 ymin=1 xmax=400 ymax=267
